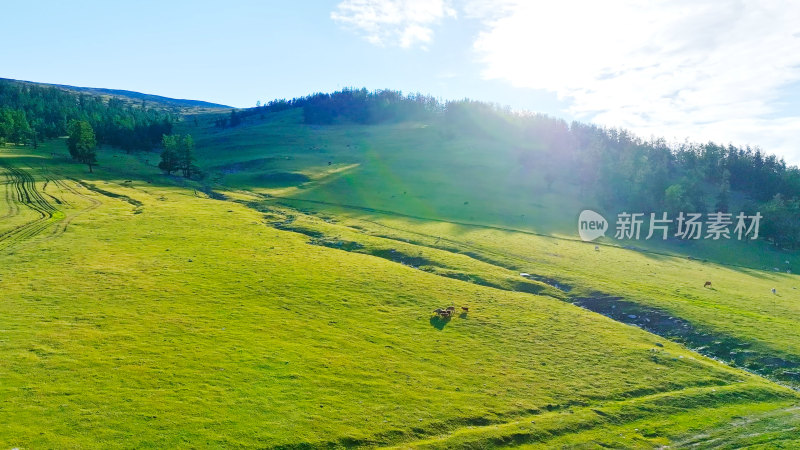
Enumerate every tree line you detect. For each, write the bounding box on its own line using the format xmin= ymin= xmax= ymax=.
xmin=216 ymin=88 xmax=442 ymax=128
xmin=0 ymin=79 xmax=173 ymax=151
xmin=60 ymin=119 xmax=198 ymax=179
xmin=0 ymin=79 xmax=199 ymax=177
xmin=507 ymin=112 xmax=800 ymax=248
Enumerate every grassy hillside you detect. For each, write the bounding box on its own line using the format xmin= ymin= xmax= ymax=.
xmin=273 ymin=209 xmax=800 ymax=386
xmin=0 ymin=77 xmax=231 ymax=111
xmin=185 ymin=109 xmax=797 ymax=269
xmin=170 ymin=108 xmax=800 ymax=386
xmin=1 ymin=140 xmax=799 ymax=447
xmin=185 ymin=109 xmax=583 ymax=233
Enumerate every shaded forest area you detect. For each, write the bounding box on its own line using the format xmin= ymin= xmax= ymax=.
xmin=0 ymin=79 xmax=173 ymax=151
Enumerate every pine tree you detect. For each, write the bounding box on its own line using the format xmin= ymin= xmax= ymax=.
xmin=229 ymin=110 xmax=241 ymax=127
xmin=159 ymin=134 xmax=180 ymax=175
xmin=179 ymin=134 xmax=195 ymax=178
xmin=716 ymin=169 xmax=731 ymax=212
xmin=159 ymin=134 xmax=196 ymax=178
xmin=66 ymin=120 xmax=97 ymax=172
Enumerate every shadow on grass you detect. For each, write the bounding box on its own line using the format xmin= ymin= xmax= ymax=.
xmin=429 ymin=315 xmax=451 ymax=330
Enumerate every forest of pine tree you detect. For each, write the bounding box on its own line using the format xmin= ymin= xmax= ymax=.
xmin=0 ymin=78 xmax=173 ymax=151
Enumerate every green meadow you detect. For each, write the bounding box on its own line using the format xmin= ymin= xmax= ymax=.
xmin=187 ymin=108 xmax=800 ymax=384
xmin=2 ymin=105 xmax=800 ymax=447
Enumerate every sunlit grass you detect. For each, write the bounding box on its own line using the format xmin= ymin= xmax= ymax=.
xmin=1 ymin=135 xmax=799 ymax=447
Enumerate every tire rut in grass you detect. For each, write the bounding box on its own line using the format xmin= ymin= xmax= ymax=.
xmin=0 ymin=164 xmax=107 ymax=251
xmin=307 ymin=213 xmax=574 ymax=292
xmin=45 ymin=176 xmax=103 ymax=236
xmin=572 ymin=296 xmax=800 ymax=389
xmin=0 ymin=171 xmax=21 ymax=220
xmin=279 ymin=384 xmax=787 ymax=449
xmin=252 ymin=202 xmax=571 ymax=296
xmin=0 ymin=161 xmax=60 ymax=251
xmin=270 ymin=220 xmax=563 ymax=298
xmin=70 ymin=178 xmax=143 ymax=214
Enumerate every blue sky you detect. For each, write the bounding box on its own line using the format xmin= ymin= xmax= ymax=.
xmin=1 ymin=1 xmax=564 ymax=111
xmin=3 ymin=1 xmax=800 ymax=162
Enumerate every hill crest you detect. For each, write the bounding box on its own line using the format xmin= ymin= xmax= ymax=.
xmin=0 ymin=77 xmax=231 ymax=110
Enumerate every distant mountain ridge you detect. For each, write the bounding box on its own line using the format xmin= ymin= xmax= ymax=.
xmin=0 ymin=77 xmax=231 ymax=110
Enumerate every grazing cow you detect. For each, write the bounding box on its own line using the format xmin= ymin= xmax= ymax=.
xmin=704 ymin=281 xmax=712 ymax=288
xmin=771 ymin=288 xmax=777 ymax=295
xmin=595 ymin=245 xmax=599 ymax=251
xmin=461 ymin=306 xmax=469 ymax=312
xmin=433 ymin=308 xmax=445 ymax=315
xmin=445 ymin=306 xmax=456 ymax=313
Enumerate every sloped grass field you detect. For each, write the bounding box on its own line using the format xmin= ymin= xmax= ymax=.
xmin=1 ymin=144 xmax=799 ymax=447
xmin=183 ymin=108 xmax=800 ymax=389
xmin=313 ymin=212 xmax=800 ymax=388
xmin=184 ymin=109 xmax=584 ymax=235
xmin=0 ymin=154 xmax=101 ymax=253
xmin=185 ymin=108 xmax=800 ymax=269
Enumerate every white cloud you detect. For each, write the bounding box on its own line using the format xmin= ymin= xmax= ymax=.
xmin=460 ymin=0 xmax=518 ymax=19
xmin=472 ymin=0 xmax=800 ymax=162
xmin=331 ymin=0 xmax=457 ymax=49
xmin=332 ymin=0 xmax=800 ymax=162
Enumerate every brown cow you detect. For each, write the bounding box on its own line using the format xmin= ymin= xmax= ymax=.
xmin=704 ymin=281 xmax=712 ymax=288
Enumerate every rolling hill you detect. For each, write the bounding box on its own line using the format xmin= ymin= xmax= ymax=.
xmin=1 ymin=82 xmax=799 ymax=448
xmin=0 ymin=77 xmax=231 ymax=111
xmin=181 ymin=106 xmax=800 ymax=388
